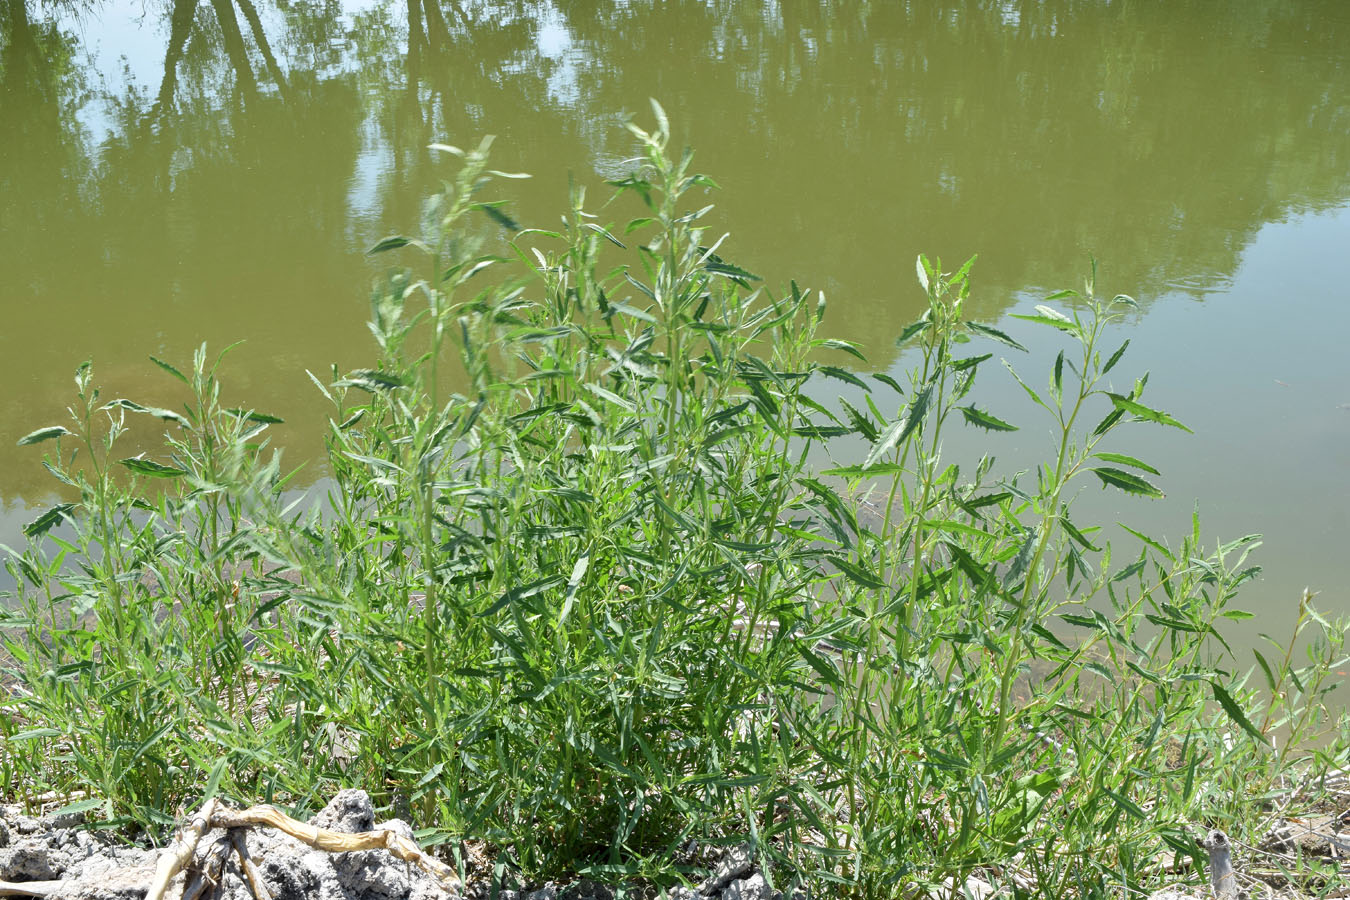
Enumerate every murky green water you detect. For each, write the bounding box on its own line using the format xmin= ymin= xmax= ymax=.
xmin=2 ymin=1 xmax=1348 ymax=642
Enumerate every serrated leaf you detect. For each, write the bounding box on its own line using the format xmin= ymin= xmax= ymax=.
xmin=150 ymin=356 xmax=189 ymax=384
xmin=829 ymin=554 xmax=887 ymax=590
xmin=1210 ymin=681 xmax=1269 ymax=745
xmin=704 ymin=259 xmax=760 ymax=281
xmin=1106 ymin=393 xmax=1192 ymax=432
xmin=952 ymin=353 xmax=992 ymax=371
xmin=1092 ymin=467 xmax=1163 ymax=498
xmin=24 ymin=503 xmax=75 ymax=537
xmin=896 ymin=319 xmax=930 ymax=347
xmin=17 ymin=426 xmax=70 ymax=446
xmin=966 ymin=321 xmax=1028 ymax=352
xmin=864 ymin=382 xmax=932 ymax=469
xmin=226 ymin=409 xmax=285 ymax=425
xmin=1102 ymin=339 xmax=1129 ymax=374
xmin=959 ymin=405 xmax=1017 ymax=432
xmin=120 ymin=458 xmax=187 ymax=478
xmin=336 ymin=369 xmax=405 ymax=392
xmin=819 ymin=339 xmax=866 ymax=362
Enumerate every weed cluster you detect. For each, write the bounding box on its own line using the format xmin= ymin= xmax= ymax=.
xmin=4 ymin=109 xmax=1348 ymax=898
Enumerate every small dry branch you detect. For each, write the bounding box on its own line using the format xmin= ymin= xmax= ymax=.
xmin=0 ymin=881 xmax=63 ymax=898
xmin=138 ymin=799 xmax=462 ymax=900
xmin=0 ymin=798 xmax=462 ymax=900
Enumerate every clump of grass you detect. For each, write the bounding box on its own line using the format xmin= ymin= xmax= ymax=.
xmin=3 ymin=105 xmax=1348 ymax=898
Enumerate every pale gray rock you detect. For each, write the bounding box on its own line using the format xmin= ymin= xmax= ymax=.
xmin=0 ymin=818 xmax=9 ymax=847
xmin=524 ymin=883 xmax=557 ymax=900
xmin=697 ymin=844 xmax=752 ymax=896
xmin=722 ymin=874 xmax=773 ymax=900
xmin=0 ymin=840 xmax=57 ymax=880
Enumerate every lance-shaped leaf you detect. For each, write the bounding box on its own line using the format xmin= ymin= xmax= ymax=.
xmin=23 ymin=503 xmax=75 ymax=537
xmin=959 ymin=406 xmax=1018 ymax=432
xmin=104 ymin=399 xmax=190 ymax=427
xmin=1092 ymin=452 xmax=1160 ymax=475
xmin=1092 ymin=466 xmax=1163 ymax=498
xmin=966 ymin=321 xmax=1027 ymax=352
xmin=17 ymin=426 xmax=70 ymax=446
xmin=864 ymin=382 xmax=933 ymax=469
xmin=1106 ymin=393 xmax=1192 ymax=432
xmin=1210 ymin=681 xmax=1270 ymax=745
xmin=336 ymin=369 xmax=405 ymax=392
xmin=120 ymin=457 xmax=187 ymax=478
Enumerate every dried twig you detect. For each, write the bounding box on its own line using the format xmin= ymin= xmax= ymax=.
xmin=138 ymin=799 xmax=462 ymax=900
xmin=211 ymin=804 xmax=460 ymax=893
xmin=0 ymin=881 xmax=63 ymax=898
xmin=146 ymin=799 xmax=220 ymax=900
xmin=229 ymin=828 xmax=271 ymax=900
xmin=180 ymin=836 xmax=232 ymax=900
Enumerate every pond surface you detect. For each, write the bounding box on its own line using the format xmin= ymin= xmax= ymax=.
xmin=2 ymin=0 xmax=1348 ymax=647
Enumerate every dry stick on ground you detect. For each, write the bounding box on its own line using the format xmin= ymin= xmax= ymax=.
xmin=181 ymin=836 xmax=233 ymax=900
xmin=0 ymin=880 xmax=61 ymax=898
xmin=230 ymin=829 xmax=271 ymax=900
xmin=142 ymin=800 xmax=464 ymax=900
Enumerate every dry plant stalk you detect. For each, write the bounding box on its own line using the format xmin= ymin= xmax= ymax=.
xmin=141 ymin=800 xmax=463 ymax=900
xmin=0 ymin=880 xmax=63 ymax=898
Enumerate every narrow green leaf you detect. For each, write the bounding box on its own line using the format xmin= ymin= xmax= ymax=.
xmin=1092 ymin=452 xmax=1160 ymax=475
xmin=864 ymin=382 xmax=932 ymax=469
xmin=1106 ymin=393 xmax=1193 ymax=433
xmin=952 ymin=353 xmax=992 ymax=371
xmin=120 ymin=458 xmax=187 ymax=478
xmin=1002 ymin=359 xmax=1047 ymax=410
xmin=1010 ymin=310 xmax=1081 ymax=336
xmin=104 ymin=399 xmax=190 ymax=427
xmin=1210 ymin=682 xmax=1270 ymax=746
xmin=202 ymin=756 xmax=229 ymax=800
xmin=584 ymin=222 xmax=627 ymax=248
xmin=149 ymin=356 xmax=189 ymax=384
xmin=966 ymin=321 xmax=1028 ymax=352
xmin=1003 ymin=528 xmax=1037 ymax=589
xmin=17 ymin=426 xmax=70 ymax=446
xmin=227 ymin=409 xmax=285 ymax=424
xmin=959 ymin=406 xmax=1017 ymax=432
xmin=895 ymin=319 xmax=930 ymax=347
xmin=336 ymin=369 xmax=405 ymax=392
xmin=1092 ymin=466 xmax=1163 ymax=498
xmin=368 ymin=235 xmax=411 ymax=254
xmin=1104 ymin=787 xmax=1148 ymax=821
xmin=1102 ymin=339 xmax=1130 ymax=374
xmin=1252 ymin=649 xmax=1277 ymax=692
xmin=558 ymin=554 xmax=589 ymax=627
xmin=53 ymin=797 xmax=106 ymax=817
xmin=822 ymin=463 xmax=906 ymax=477
xmin=23 ymin=504 xmax=75 ymax=538
xmin=828 ymin=554 xmax=887 ymax=590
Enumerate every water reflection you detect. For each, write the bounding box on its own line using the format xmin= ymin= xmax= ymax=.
xmin=1 ymin=0 xmax=1349 ymax=510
